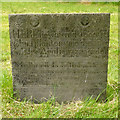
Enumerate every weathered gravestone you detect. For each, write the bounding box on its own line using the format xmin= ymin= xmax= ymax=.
xmin=9 ymin=13 xmax=110 ymax=103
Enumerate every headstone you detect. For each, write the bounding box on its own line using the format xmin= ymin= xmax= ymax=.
xmin=9 ymin=13 xmax=110 ymax=103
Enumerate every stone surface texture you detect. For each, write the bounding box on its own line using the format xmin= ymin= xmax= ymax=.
xmin=9 ymin=13 xmax=110 ymax=103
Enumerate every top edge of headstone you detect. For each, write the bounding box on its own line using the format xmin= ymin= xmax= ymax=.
xmin=9 ymin=13 xmax=110 ymax=16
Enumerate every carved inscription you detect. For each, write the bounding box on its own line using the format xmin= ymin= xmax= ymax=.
xmin=9 ymin=14 xmax=110 ymax=102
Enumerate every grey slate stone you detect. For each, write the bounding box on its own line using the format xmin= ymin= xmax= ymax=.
xmin=9 ymin=13 xmax=110 ymax=103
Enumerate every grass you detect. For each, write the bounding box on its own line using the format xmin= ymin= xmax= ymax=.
xmin=1 ymin=2 xmax=118 ymax=118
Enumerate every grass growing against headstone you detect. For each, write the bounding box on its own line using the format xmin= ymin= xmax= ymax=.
xmin=1 ymin=2 xmax=118 ymax=118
